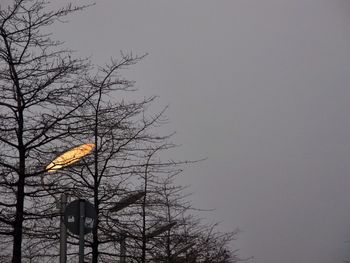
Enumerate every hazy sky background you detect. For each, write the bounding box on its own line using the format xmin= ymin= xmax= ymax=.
xmin=27 ymin=0 xmax=350 ymax=262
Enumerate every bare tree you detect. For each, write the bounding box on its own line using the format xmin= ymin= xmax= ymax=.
xmin=0 ymin=1 xmax=93 ymax=262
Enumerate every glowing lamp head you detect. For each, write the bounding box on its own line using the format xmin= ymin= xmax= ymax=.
xmin=46 ymin=143 xmax=95 ymax=172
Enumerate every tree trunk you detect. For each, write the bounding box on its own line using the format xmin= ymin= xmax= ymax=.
xmin=12 ymin=175 xmax=25 ymax=263
xmin=12 ymin=148 xmax=25 ymax=263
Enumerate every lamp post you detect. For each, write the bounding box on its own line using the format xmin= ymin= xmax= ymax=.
xmin=46 ymin=143 xmax=95 ymax=263
xmin=59 ymin=193 xmax=68 ymax=263
xmin=108 ymin=191 xmax=146 ymax=262
xmin=117 ymin=221 xmax=177 ymax=263
xmin=119 ymin=231 xmax=127 ymax=263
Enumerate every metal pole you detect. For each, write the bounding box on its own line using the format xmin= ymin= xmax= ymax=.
xmin=120 ymin=232 xmax=126 ymax=263
xmin=79 ymin=200 xmax=85 ymax=263
xmin=60 ymin=193 xmax=67 ymax=263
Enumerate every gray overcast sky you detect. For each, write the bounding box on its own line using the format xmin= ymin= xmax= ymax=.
xmin=47 ymin=0 xmax=350 ymax=262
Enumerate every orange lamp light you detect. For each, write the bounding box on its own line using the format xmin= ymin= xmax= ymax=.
xmin=46 ymin=143 xmax=95 ymax=172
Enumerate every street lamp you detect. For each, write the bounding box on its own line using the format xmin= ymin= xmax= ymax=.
xmin=110 ymin=191 xmax=146 ymax=212
xmin=47 ymin=144 xmax=148 ymax=263
xmin=46 ymin=143 xmax=95 ymax=263
xmin=117 ymin=221 xmax=178 ymax=263
xmin=146 ymin=222 xmax=177 ymax=239
xmin=108 ymin=191 xmax=146 ymax=263
xmin=169 ymin=243 xmax=194 ymax=262
xmin=46 ymin=143 xmax=95 ymax=172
